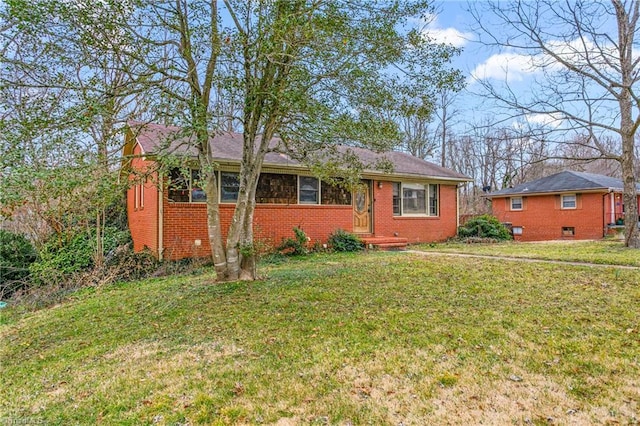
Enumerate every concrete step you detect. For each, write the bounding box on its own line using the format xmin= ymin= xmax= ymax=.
xmin=374 ymin=242 xmax=408 ymax=251
xmin=360 ymin=236 xmax=408 ymax=251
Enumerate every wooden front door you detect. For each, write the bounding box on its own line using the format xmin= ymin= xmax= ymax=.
xmin=353 ymin=181 xmax=372 ymax=233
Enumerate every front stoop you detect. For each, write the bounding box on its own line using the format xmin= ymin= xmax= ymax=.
xmin=360 ymin=236 xmax=409 ymax=251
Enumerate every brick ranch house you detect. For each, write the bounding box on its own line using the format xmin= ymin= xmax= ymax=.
xmin=123 ymin=122 xmax=471 ymax=260
xmin=485 ymin=170 xmax=640 ymax=241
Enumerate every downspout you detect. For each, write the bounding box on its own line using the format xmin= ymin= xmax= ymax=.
xmin=158 ymin=171 xmax=164 ymax=261
xmin=602 ymin=191 xmax=610 ymax=238
xmin=610 ymin=189 xmax=615 ymax=225
xmin=456 ymin=183 xmax=460 ymax=233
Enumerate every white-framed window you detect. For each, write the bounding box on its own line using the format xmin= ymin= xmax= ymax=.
xmin=562 ymin=194 xmax=577 ymax=209
xmin=428 ymin=184 xmax=438 ymax=215
xmin=512 ymin=226 xmax=523 ymax=236
xmin=134 ymin=184 xmax=139 ymax=209
xmin=510 ymin=197 xmax=523 ymax=211
xmin=392 ymin=182 xmax=439 ymax=216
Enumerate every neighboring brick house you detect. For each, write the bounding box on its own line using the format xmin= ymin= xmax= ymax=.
xmin=123 ymin=122 xmax=471 ymax=260
xmin=485 ymin=171 xmax=640 ymax=241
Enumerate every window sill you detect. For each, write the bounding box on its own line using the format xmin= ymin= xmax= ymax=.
xmin=393 ymin=215 xmax=440 ymax=219
xmin=167 ymin=201 xmax=207 ymax=206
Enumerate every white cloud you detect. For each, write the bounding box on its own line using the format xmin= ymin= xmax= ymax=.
xmin=471 ymin=52 xmax=539 ymax=82
xmin=525 ymin=112 xmax=566 ymax=129
xmin=425 ymin=27 xmax=472 ymax=48
xmin=472 ymin=37 xmax=633 ymax=83
xmin=417 ymin=14 xmax=473 ymax=48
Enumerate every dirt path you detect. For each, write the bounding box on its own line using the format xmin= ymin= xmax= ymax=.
xmin=406 ymin=250 xmax=640 ymax=270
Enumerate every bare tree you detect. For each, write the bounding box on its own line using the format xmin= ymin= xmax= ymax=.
xmin=433 ymin=88 xmax=459 ymax=167
xmin=399 ymin=111 xmax=437 ymax=160
xmin=556 ymin=134 xmax=622 ymax=176
xmin=397 ymin=84 xmax=463 ymax=165
xmin=446 ymin=119 xmax=552 ymax=215
xmin=471 ymin=0 xmax=640 ymax=247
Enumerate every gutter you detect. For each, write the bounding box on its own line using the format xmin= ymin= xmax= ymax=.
xmin=140 ymin=152 xmax=471 ymax=185
xmin=483 ymin=188 xmax=615 ymax=198
xmin=609 ymin=188 xmax=616 ymax=225
xmin=158 ymin=170 xmax=164 ymax=261
xmin=456 ymin=183 xmax=461 ymax=233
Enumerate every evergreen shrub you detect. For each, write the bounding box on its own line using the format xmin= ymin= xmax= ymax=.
xmin=328 ymin=229 xmax=364 ymax=252
xmin=0 ymin=230 xmax=37 ymax=299
xmin=457 ymin=215 xmax=512 ymax=241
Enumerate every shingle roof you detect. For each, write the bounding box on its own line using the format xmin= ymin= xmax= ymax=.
xmin=486 ymin=170 xmax=640 ymax=197
xmin=128 ymin=122 xmax=470 ymax=182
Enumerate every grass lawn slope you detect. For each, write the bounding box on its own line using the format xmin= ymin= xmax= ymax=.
xmin=415 ymin=240 xmax=640 ymax=267
xmin=1 ymin=251 xmax=639 ymax=425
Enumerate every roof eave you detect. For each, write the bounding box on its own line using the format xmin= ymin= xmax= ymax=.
xmin=137 ymin=150 xmax=471 ymax=183
xmin=484 ymin=187 xmax=618 ymax=198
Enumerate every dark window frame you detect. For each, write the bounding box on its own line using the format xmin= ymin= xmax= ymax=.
xmin=299 ymin=176 xmax=320 ymax=204
xmin=168 ymin=168 xmax=206 ymax=203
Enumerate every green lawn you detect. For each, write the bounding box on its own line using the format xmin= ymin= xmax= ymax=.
xmin=1 ymin=250 xmax=639 ymax=425
xmin=414 ymin=240 xmax=640 ymax=267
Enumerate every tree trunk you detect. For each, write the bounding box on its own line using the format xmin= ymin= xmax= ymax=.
xmin=201 ymin=156 xmax=228 ymax=281
xmin=617 ymin=1 xmax=640 ymax=248
xmin=621 ymin=133 xmax=640 ymax=247
xmin=225 ymin=161 xmax=261 ymax=281
xmin=238 ymin=195 xmax=257 ymax=280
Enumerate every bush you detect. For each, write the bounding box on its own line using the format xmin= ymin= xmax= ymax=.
xmin=0 ymin=230 xmax=37 ymax=299
xmin=103 ymin=246 xmax=160 ymax=282
xmin=458 ymin=215 xmax=512 ymax=241
xmin=277 ymin=227 xmax=309 ymax=256
xmin=30 ymin=227 xmax=131 ymax=285
xmin=328 ymin=229 xmax=363 ymax=252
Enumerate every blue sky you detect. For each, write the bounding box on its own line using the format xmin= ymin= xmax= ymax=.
xmin=419 ymin=1 xmax=505 ymax=126
xmin=420 ymin=1 xmax=629 ymax=137
xmin=419 ymin=1 xmax=548 ymax=130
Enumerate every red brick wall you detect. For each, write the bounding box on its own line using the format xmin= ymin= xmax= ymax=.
xmin=373 ymin=183 xmax=459 ymax=244
xmin=127 ymin=145 xmax=159 ymax=254
xmin=161 ymin=201 xmax=355 ymax=260
xmin=161 ymin=202 xmax=211 ymax=260
xmin=158 ymin=180 xmax=461 ymax=260
xmin=491 ymin=192 xmax=608 ymax=241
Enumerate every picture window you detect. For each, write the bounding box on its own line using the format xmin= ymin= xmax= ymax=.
xmin=392 ymin=182 xmax=439 ymax=216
